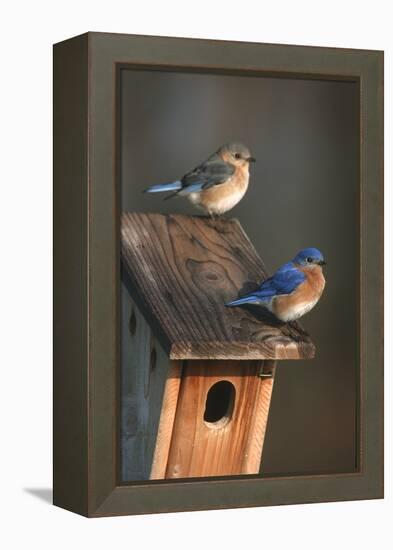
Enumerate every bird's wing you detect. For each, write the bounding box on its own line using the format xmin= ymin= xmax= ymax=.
xmin=226 ymin=263 xmax=306 ymax=307
xmin=254 ymin=263 xmax=306 ymax=299
xmin=181 ymin=159 xmax=235 ymax=192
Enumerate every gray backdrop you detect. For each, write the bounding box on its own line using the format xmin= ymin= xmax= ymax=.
xmin=120 ymin=68 xmax=360 ymax=476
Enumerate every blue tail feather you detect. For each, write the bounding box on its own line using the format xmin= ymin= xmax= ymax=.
xmin=178 ymin=183 xmax=203 ymax=194
xmin=144 ymin=181 xmax=182 ymax=193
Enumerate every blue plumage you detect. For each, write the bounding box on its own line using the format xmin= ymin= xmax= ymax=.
xmin=226 ymin=248 xmax=326 ymax=309
xmin=292 ymin=248 xmax=325 ymax=266
xmin=176 ymin=183 xmax=204 ymax=194
xmin=144 ymin=181 xmax=182 ymax=193
xmin=226 ymin=263 xmax=306 ymax=307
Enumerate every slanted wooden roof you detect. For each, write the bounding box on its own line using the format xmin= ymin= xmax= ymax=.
xmin=121 ymin=213 xmax=315 ymax=361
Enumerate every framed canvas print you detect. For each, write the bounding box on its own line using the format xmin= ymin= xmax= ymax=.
xmin=53 ymin=32 xmax=383 ymax=517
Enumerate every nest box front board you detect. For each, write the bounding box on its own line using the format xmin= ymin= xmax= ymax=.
xmin=120 ymin=213 xmax=314 ymax=480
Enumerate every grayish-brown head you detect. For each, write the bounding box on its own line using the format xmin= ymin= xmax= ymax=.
xmin=217 ymin=141 xmax=256 ymax=167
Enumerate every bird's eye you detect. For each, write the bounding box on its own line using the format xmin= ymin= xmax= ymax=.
xmin=307 ymin=257 xmax=313 ymax=263
xmin=234 ymin=153 xmax=241 ymax=159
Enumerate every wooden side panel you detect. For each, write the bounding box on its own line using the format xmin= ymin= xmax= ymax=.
xmin=120 ymin=286 xmax=173 ymax=481
xmin=165 ymin=360 xmax=276 ymax=478
xmin=242 ymin=361 xmax=276 ymax=472
xmin=150 ymin=361 xmax=183 ymax=479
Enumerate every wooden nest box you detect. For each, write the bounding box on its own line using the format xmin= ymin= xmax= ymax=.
xmin=121 ymin=213 xmax=315 ymax=480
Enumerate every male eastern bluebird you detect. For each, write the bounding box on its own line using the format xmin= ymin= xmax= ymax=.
xmin=144 ymin=141 xmax=256 ymax=217
xmin=226 ymin=248 xmax=326 ymax=322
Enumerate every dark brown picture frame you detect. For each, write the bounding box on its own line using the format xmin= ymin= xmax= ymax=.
xmin=53 ymin=32 xmax=383 ymax=517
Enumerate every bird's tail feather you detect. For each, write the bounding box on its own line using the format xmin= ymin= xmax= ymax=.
xmin=144 ymin=181 xmax=182 ymax=194
xmin=225 ymin=295 xmax=261 ymax=307
xmin=163 ymin=182 xmax=203 ymax=200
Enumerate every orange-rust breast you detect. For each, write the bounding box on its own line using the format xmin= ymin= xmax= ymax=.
xmin=299 ymin=265 xmax=326 ymax=296
xmin=272 ymin=266 xmax=325 ymax=322
xmin=199 ymin=164 xmax=249 ymax=215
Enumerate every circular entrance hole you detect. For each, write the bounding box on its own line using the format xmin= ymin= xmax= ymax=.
xmin=203 ymin=381 xmax=235 ymax=429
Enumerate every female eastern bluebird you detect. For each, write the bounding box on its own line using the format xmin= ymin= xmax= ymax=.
xmin=226 ymin=248 xmax=326 ymax=322
xmin=144 ymin=141 xmax=256 ymax=217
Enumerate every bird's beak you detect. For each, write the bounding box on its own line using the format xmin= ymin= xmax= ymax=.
xmin=319 ymin=260 xmax=327 ymax=266
xmin=248 ymin=156 xmax=256 ymax=163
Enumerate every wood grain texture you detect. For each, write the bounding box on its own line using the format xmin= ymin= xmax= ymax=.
xmin=120 ymin=289 xmax=173 ymax=481
xmin=121 ymin=212 xmax=315 ymax=361
xmin=52 ymin=31 xmax=383 ymax=517
xmin=242 ymin=361 xmax=276 ymax=472
xmin=150 ymin=361 xmax=183 ymax=479
xmin=165 ymin=360 xmax=275 ymax=478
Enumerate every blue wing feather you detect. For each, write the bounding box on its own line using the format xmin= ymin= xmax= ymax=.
xmin=256 ymin=263 xmax=305 ymax=297
xmin=226 ymin=262 xmax=305 ymax=307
